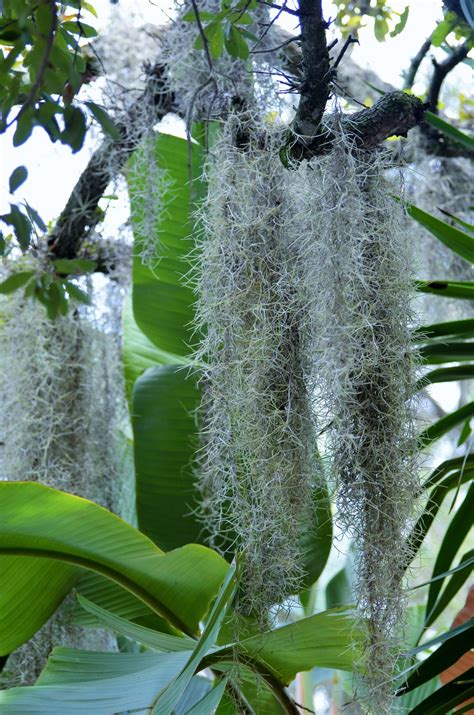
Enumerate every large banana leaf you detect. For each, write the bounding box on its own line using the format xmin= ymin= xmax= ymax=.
xmin=300 ymin=483 xmax=332 ymax=589
xmin=0 ymin=482 xmax=228 ymax=639
xmin=211 ymin=608 xmax=360 ymax=683
xmin=132 ymin=365 xmax=205 ymax=550
xmin=128 ymin=132 xmax=205 ymax=355
xmin=0 ymin=647 xmax=192 ymax=713
xmin=0 ymin=558 xmax=78 ymax=654
xmin=77 ymin=596 xmax=197 ymax=652
xmin=73 ymin=571 xmax=172 ymax=632
xmin=122 ymin=296 xmax=189 ymax=400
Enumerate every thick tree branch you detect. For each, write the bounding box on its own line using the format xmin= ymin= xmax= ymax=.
xmin=427 ymin=40 xmax=471 ymax=112
xmin=48 ymin=64 xmax=173 ymax=259
xmin=293 ymin=0 xmax=331 ymax=137
xmin=403 ymin=36 xmax=432 ymax=90
xmin=289 ymin=91 xmax=426 ymax=159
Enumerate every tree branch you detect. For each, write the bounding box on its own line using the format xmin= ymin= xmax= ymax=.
xmin=292 ymin=0 xmax=331 ymax=137
xmin=289 ymin=90 xmax=426 ymax=159
xmin=48 ymin=64 xmax=173 ymax=259
xmin=403 ymin=36 xmax=432 ymax=90
xmin=417 ymin=41 xmax=472 ymax=154
xmin=427 ymin=40 xmax=471 ymax=112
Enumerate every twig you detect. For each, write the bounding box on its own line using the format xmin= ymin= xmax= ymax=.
xmin=332 ymin=33 xmax=359 ymax=70
xmin=251 ymin=34 xmax=301 ymax=55
xmin=190 ymin=0 xmax=214 ymax=73
xmin=403 ymin=36 xmax=432 ymax=89
xmin=256 ymin=0 xmax=301 ymax=18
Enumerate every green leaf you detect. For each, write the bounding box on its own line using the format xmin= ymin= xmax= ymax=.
xmin=185 ymin=679 xmax=227 ymax=714
xmin=414 ymin=317 xmax=474 ymax=341
xmin=122 ymin=297 xmax=189 ymax=400
xmin=419 ymin=342 xmax=474 ymax=364
xmin=406 ymin=464 xmax=474 ymax=565
xmin=439 ymin=208 xmax=474 ymax=233
xmin=457 ymin=418 xmax=472 ymax=446
xmin=0 ymin=270 xmax=34 ymax=293
xmin=230 ymin=609 xmax=360 ymax=683
xmin=326 ymin=566 xmax=353 ymax=609
xmin=183 ymin=10 xmax=217 ymax=22
xmin=424 ymin=551 xmax=474 ymax=629
xmin=84 ymin=100 xmax=121 ymax=140
xmin=425 ymin=483 xmax=474 ymax=617
xmin=418 ymin=402 xmax=474 ymax=449
xmin=406 ymin=669 xmax=474 ymax=715
xmin=13 ymin=109 xmax=34 ymax=146
xmin=225 ymin=24 xmax=249 ymax=59
xmin=213 ymin=663 xmax=285 ymax=714
xmin=416 ymin=280 xmax=474 ymax=300
xmin=73 ymin=571 xmax=170 ymax=633
xmin=0 ymin=648 xmax=191 ymax=713
xmin=431 ymin=16 xmax=456 ymax=46
xmin=425 ymin=111 xmax=474 ymax=151
xmin=61 ymin=105 xmax=87 ymax=153
xmin=423 ymin=455 xmax=474 ymax=490
xmin=408 ymin=201 xmax=474 ymax=265
xmin=300 ymin=482 xmax=332 ymax=589
xmin=0 ymin=482 xmax=228 ymax=637
xmin=409 ymin=618 xmax=473 ymax=657
xmin=2 ymin=204 xmax=31 ymax=250
xmin=417 ymin=365 xmax=474 ymax=390
xmin=9 ymin=165 xmax=27 ymax=193
xmin=151 ymin=564 xmax=236 ymax=714
xmin=205 ymin=21 xmax=225 ymax=59
xmin=390 ymin=5 xmax=409 ymax=36
xmin=133 ymin=366 xmax=208 ymax=551
xmin=374 ymin=16 xmax=389 ymax=41
xmin=64 ymin=281 xmax=91 ymax=305
xmin=0 ymin=558 xmax=78 ymax=655
xmin=413 ymin=554 xmax=474 ymax=591
xmin=61 ymin=20 xmax=97 ymax=37
xmin=53 ymin=258 xmax=97 ymax=274
xmin=128 ymin=132 xmax=206 ymax=356
xmin=24 ymin=201 xmax=47 ymax=232
xmin=77 ymin=595 xmax=197 ymax=652
xmin=399 ymin=623 xmax=474 ymax=695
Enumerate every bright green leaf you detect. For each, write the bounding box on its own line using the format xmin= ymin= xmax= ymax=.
xmin=9 ymin=165 xmax=27 ymax=193
xmin=0 ymin=270 xmax=34 ymax=294
xmin=84 ymin=100 xmax=121 ymax=140
xmin=0 ymin=482 xmax=228 ymax=636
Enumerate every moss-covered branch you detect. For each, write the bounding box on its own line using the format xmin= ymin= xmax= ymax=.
xmin=48 ymin=64 xmax=172 ymax=260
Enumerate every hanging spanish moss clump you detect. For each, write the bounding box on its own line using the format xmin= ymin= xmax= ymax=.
xmin=0 ymin=279 xmax=130 ymax=684
xmin=0 ymin=294 xmax=125 ymax=509
xmin=194 ymin=114 xmax=318 ymax=619
xmin=288 ymin=128 xmax=419 ymax=710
